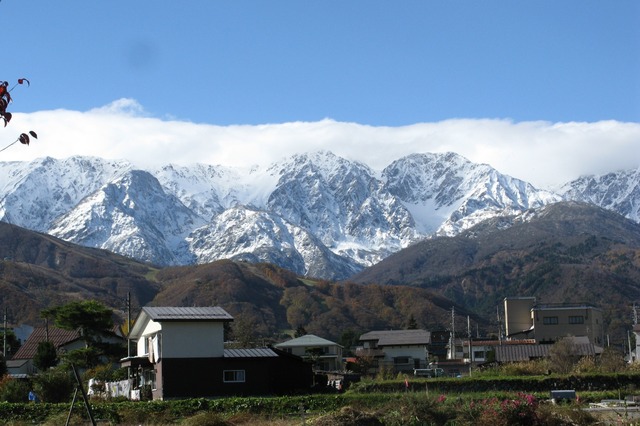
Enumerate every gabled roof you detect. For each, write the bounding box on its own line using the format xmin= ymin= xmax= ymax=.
xmin=359 ymin=329 xmax=430 ymax=346
xmin=129 ymin=306 xmax=233 ymax=339
xmin=142 ymin=306 xmax=233 ymax=321
xmin=275 ymin=334 xmax=341 ymax=348
xmin=11 ymin=327 xmax=82 ymax=360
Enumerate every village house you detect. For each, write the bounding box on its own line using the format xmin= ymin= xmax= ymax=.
xmin=8 ymin=326 xmax=85 ymax=376
xmin=356 ymin=329 xmax=430 ymax=374
xmin=275 ymin=334 xmax=343 ymax=371
xmin=120 ymin=306 xmax=313 ymax=400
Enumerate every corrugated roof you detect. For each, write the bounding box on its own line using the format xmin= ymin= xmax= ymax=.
xmin=11 ymin=327 xmax=81 ymax=360
xmin=495 ymin=343 xmax=599 ymax=363
xmin=359 ymin=329 xmax=430 ymax=346
xmin=275 ymin=334 xmax=340 ymax=348
xmin=224 ymin=348 xmax=278 ymax=358
xmin=143 ymin=306 xmax=233 ymax=321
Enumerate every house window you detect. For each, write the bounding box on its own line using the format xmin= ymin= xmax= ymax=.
xmin=223 ymin=370 xmax=245 ymax=383
xmin=143 ymin=368 xmax=156 ymax=390
xmin=394 ymin=357 xmax=410 ymax=365
xmin=543 ymin=316 xmax=559 ymax=325
xmin=569 ymin=316 xmax=584 ymax=324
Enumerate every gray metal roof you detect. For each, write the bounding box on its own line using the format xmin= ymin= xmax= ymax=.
xmin=275 ymin=334 xmax=340 ymax=348
xmin=495 ymin=343 xmax=600 ymax=363
xmin=142 ymin=306 xmax=233 ymax=321
xmin=224 ymin=348 xmax=278 ymax=358
xmin=359 ymin=329 xmax=431 ymax=346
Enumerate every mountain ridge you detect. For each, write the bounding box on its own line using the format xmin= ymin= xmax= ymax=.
xmin=1 ymin=151 xmax=639 ymax=280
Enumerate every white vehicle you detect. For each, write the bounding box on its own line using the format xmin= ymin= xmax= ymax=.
xmin=413 ymin=368 xmax=444 ymax=378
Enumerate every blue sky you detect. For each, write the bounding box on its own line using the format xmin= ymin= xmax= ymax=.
xmin=4 ymin=1 xmax=638 ymax=125
xmin=1 ymin=1 xmax=640 ymax=188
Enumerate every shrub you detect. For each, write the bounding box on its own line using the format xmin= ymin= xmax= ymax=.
xmin=313 ymin=406 xmax=383 ymax=426
xmin=499 ymin=360 xmax=549 ymax=376
xmin=0 ymin=377 xmax=31 ymax=402
xmin=41 ymin=412 xmax=85 ymax=426
xmin=180 ymin=411 xmax=232 ymax=426
xmin=456 ymin=393 xmax=540 ymax=426
xmin=32 ymin=367 xmax=75 ymax=403
xmin=572 ymin=356 xmax=598 ymax=374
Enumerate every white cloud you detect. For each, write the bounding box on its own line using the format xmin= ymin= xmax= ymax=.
xmin=2 ymin=99 xmax=639 ymax=190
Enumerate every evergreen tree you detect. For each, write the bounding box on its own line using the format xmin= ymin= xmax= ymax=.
xmin=339 ymin=329 xmax=360 ymax=356
xmin=406 ymin=314 xmax=418 ymax=330
xmin=41 ymin=301 xmax=123 ymax=367
xmin=294 ymin=325 xmax=307 ymax=338
xmin=33 ymin=341 xmax=58 ymax=371
xmin=0 ymin=330 xmax=21 ymax=359
xmin=41 ymin=300 xmax=114 ymax=345
xmin=0 ymin=352 xmax=7 ymax=377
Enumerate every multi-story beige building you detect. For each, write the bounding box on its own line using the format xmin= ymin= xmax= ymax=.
xmin=504 ymin=298 xmax=604 ymax=346
xmin=533 ymin=304 xmax=604 ymax=346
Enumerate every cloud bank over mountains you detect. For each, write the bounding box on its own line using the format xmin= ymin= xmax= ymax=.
xmin=6 ymin=98 xmax=640 ymax=190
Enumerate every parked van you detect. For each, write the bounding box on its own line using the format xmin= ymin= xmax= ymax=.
xmin=413 ymin=368 xmax=444 ymax=378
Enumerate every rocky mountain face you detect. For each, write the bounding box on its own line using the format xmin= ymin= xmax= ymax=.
xmin=0 ymin=151 xmax=638 ymax=280
xmin=559 ymin=167 xmax=640 ymax=222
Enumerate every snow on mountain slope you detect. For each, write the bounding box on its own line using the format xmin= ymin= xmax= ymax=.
xmin=0 ymin=156 xmax=131 ymax=231
xmin=185 ymin=205 xmax=361 ymax=279
xmin=559 ymin=167 xmax=640 ymax=223
xmin=48 ymin=170 xmax=204 ymax=265
xmin=382 ymin=153 xmax=561 ymax=236
xmin=2 ymin=150 xmax=636 ymax=280
xmin=265 ymin=152 xmax=420 ymax=258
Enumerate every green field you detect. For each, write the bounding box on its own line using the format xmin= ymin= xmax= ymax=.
xmin=2 ymin=374 xmax=639 ymax=425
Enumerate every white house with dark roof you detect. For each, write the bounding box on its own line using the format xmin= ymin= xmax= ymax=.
xmin=121 ymin=306 xmax=313 ymax=400
xmin=357 ymin=329 xmax=431 ymax=373
xmin=9 ymin=326 xmax=85 ymax=376
xmin=275 ymin=334 xmax=343 ymax=371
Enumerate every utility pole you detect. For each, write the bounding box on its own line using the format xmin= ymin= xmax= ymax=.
xmin=467 ymin=315 xmax=472 ymax=377
xmin=496 ymin=305 xmax=502 ymax=345
xmin=450 ymin=307 xmax=455 ymax=360
xmin=3 ymin=307 xmax=7 ymax=358
xmin=127 ymin=292 xmax=131 ymax=358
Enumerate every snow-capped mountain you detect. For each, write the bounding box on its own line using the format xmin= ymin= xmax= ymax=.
xmin=381 ymin=152 xmax=560 ymax=236
xmin=47 ymin=170 xmax=204 ymax=265
xmin=1 ymin=150 xmax=638 ymax=280
xmin=558 ymin=167 xmax=640 ymax=223
xmin=0 ymin=156 xmax=131 ymax=231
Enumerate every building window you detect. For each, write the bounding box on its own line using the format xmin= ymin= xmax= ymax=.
xmin=543 ymin=316 xmax=559 ymax=325
xmin=394 ymin=357 xmax=410 ymax=365
xmin=569 ymin=316 xmax=584 ymax=324
xmin=142 ymin=369 xmax=156 ymax=390
xmin=223 ymin=370 xmax=245 ymax=383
